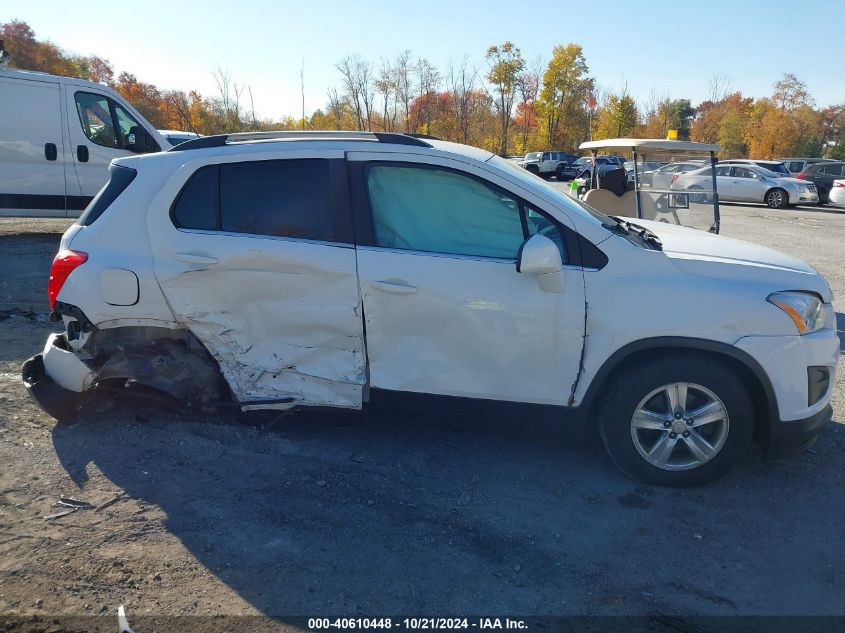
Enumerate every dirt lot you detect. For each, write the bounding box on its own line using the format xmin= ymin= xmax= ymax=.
xmin=1 ymin=204 xmax=844 ymax=631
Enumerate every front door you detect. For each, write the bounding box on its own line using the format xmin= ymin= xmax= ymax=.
xmin=729 ymin=166 xmax=762 ymax=202
xmin=349 ymin=155 xmax=585 ymax=406
xmin=65 ymin=89 xmax=142 ymax=205
xmin=148 ymin=152 xmax=366 ymax=409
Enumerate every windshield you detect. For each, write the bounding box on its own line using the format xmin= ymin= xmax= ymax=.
xmin=488 ymin=154 xmax=615 ymax=227
xmin=525 ymin=152 xmax=541 ymax=161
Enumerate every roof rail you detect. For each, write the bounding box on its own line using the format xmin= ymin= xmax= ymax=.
xmin=168 ymin=130 xmax=433 ymax=152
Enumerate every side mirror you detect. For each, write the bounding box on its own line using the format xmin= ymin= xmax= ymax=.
xmin=517 ymin=234 xmax=564 ymax=293
xmin=124 ymin=125 xmax=158 ymax=154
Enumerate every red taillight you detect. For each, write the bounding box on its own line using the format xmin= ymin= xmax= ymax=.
xmin=796 ymin=172 xmax=807 ymax=180
xmin=48 ymin=250 xmax=88 ymax=310
xmin=834 ymin=181 xmax=845 ymax=188
xmin=671 ymin=174 xmax=679 ymax=184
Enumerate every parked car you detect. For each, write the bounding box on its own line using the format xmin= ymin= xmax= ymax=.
xmin=796 ymin=161 xmax=845 ymax=204
xmin=778 ymin=157 xmax=834 ymax=177
xmin=0 ymin=67 xmax=170 ymax=217
xmin=22 ymin=131 xmax=836 ymax=487
xmin=649 ymin=161 xmax=706 ymax=190
xmin=517 ymin=151 xmax=574 ymax=180
xmin=673 ymin=163 xmax=818 ymax=208
xmin=719 ymin=159 xmax=791 ymax=177
xmin=159 ymin=130 xmax=200 ymax=147
xmin=828 ymin=179 xmax=845 ymax=208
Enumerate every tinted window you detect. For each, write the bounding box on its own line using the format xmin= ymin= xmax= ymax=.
xmin=759 ymin=162 xmax=789 ymax=175
xmin=172 ymin=165 xmax=219 ymax=231
xmin=788 ymin=161 xmax=804 ymax=173
xmin=367 ymin=165 xmax=525 ymax=259
xmin=79 ymin=164 xmax=137 ymax=226
xmin=823 ymin=164 xmax=844 ymax=176
xmin=75 ymin=92 xmax=118 ymax=148
xmin=219 ymin=159 xmax=333 ymax=240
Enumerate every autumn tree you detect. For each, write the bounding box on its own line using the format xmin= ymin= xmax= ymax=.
xmin=336 ymin=55 xmax=374 ymax=131
xmin=446 ymin=56 xmax=478 ymax=144
xmin=593 ymin=88 xmax=638 ymax=139
xmin=486 ymin=41 xmax=524 ymax=155
xmin=537 ymin=43 xmax=590 ymax=150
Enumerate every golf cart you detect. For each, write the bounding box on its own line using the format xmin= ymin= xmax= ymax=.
xmin=575 ymin=139 xmax=723 ymax=233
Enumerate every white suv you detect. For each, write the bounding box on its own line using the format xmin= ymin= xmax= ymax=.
xmin=22 ymin=132 xmax=838 ymax=486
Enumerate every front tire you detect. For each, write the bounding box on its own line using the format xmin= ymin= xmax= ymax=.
xmin=598 ymin=356 xmax=754 ymax=486
xmin=765 ymin=188 xmax=789 ymax=209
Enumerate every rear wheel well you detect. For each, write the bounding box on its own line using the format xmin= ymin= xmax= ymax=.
xmin=583 ymin=346 xmax=772 ymax=446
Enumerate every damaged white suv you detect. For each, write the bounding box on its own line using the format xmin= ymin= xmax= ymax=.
xmin=23 ymin=132 xmax=838 ymax=486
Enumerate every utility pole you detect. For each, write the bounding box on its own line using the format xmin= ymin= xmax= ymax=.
xmin=301 ymin=59 xmax=306 ymax=130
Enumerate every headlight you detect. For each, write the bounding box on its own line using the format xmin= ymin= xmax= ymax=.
xmin=767 ymin=291 xmax=825 ymax=334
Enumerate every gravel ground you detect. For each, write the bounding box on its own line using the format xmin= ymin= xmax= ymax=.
xmin=0 ymin=203 xmax=843 ymax=631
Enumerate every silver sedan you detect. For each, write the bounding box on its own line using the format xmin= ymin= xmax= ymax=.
xmin=672 ymin=163 xmax=819 ymax=208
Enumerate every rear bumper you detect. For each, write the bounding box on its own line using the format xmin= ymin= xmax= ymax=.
xmin=768 ymin=403 xmax=833 ymax=457
xmin=21 ymin=333 xmax=95 ymax=421
xmin=21 ymin=353 xmax=84 ymax=421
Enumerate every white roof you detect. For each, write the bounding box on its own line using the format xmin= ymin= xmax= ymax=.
xmin=580 ymin=138 xmax=721 ymax=155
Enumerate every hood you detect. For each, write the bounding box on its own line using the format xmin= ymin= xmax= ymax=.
xmin=629 ymin=220 xmax=833 ymax=301
xmin=774 ymin=176 xmax=810 ymax=186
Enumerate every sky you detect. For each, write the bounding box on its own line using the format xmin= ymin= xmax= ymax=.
xmin=3 ymin=0 xmax=844 ymax=120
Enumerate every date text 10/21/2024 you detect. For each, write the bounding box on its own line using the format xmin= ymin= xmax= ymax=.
xmin=307 ymin=618 xmax=528 ymax=630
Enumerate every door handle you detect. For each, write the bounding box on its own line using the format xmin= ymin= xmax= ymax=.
xmin=176 ymin=253 xmax=218 ymax=266
xmin=44 ymin=143 xmax=57 ymax=161
xmin=370 ymin=279 xmax=419 ymax=294
xmin=76 ymin=145 xmax=89 ymax=162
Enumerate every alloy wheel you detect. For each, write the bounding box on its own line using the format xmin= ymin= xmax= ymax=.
xmin=630 ymin=382 xmax=730 ymax=471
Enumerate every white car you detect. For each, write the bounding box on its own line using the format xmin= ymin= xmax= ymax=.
xmin=649 ymin=161 xmax=706 ymax=190
xmin=828 ymin=179 xmax=845 ymax=208
xmin=0 ymin=67 xmax=170 ymax=217
xmin=673 ymin=163 xmax=819 ymax=208
xmin=22 ymin=132 xmax=837 ymax=487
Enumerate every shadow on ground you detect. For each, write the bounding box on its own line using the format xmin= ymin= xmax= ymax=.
xmin=49 ymin=396 xmax=845 ymax=618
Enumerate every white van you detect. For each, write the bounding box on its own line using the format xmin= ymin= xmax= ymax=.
xmin=0 ymin=67 xmax=170 ymax=217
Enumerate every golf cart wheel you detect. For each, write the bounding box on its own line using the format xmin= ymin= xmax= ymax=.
xmin=765 ymin=188 xmax=789 ymax=209
xmin=598 ymin=355 xmax=753 ymax=486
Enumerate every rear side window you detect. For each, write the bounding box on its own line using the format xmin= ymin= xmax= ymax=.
xmin=172 ymin=165 xmax=218 ymax=230
xmin=220 ymin=160 xmax=332 ymax=240
xmin=171 ymin=159 xmax=335 ymax=241
xmin=78 ymin=164 xmax=137 ymax=226
xmin=823 ymin=164 xmax=844 ymax=176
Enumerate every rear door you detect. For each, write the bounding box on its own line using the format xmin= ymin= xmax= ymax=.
xmin=348 ymin=153 xmax=586 ymax=406
xmin=0 ymin=76 xmax=67 ymax=216
xmin=713 ymin=165 xmax=734 ymax=199
xmin=148 ymin=151 xmax=366 ymax=409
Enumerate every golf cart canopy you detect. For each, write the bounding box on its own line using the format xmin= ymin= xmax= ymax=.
xmin=580 ymin=138 xmax=721 ymax=157
xmin=576 ymin=138 xmax=724 ymax=234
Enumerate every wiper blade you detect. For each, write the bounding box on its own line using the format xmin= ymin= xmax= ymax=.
xmin=609 ymin=218 xmax=663 ymax=250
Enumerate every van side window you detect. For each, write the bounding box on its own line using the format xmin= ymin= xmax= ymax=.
xmin=75 ymin=92 xmax=118 ymax=148
xmin=113 ymin=103 xmax=143 ymax=145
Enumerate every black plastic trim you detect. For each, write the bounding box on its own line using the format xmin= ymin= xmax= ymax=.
xmin=169 ymin=132 xmax=432 ymax=152
xmin=78 ymin=164 xmax=136 ymax=226
xmin=575 ymin=336 xmax=780 ymax=423
xmin=0 ymin=193 xmax=93 ymax=211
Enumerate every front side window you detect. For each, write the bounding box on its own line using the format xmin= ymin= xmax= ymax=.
xmin=75 ymin=92 xmax=118 ymax=148
xmin=171 ymin=159 xmax=335 ymax=241
xmin=367 ymin=165 xmax=526 ymax=259
xmin=113 ymin=104 xmax=142 ymax=140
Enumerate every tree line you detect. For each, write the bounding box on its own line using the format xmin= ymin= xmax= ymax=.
xmin=2 ymin=20 xmax=843 ymax=159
